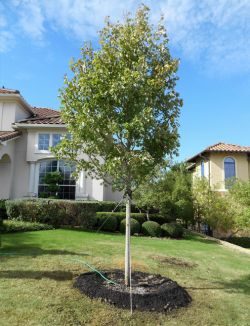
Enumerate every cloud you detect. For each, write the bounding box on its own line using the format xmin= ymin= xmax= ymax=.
xmin=1 ymin=0 xmax=250 ymax=74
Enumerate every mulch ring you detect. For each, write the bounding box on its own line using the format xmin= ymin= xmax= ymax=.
xmin=74 ymin=269 xmax=191 ymax=312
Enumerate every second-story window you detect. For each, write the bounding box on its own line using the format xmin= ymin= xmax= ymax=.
xmin=224 ymin=157 xmax=236 ymax=188
xmin=201 ymin=160 xmax=205 ymax=177
xmin=38 ymin=133 xmax=62 ymax=151
xmin=38 ymin=134 xmax=50 ymax=150
xmin=52 ymin=134 xmax=61 ymax=147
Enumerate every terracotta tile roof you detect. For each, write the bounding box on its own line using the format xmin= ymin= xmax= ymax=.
xmin=32 ymin=107 xmax=60 ymax=118
xmin=186 ymin=142 xmax=250 ymax=163
xmin=17 ymin=107 xmax=65 ymax=125
xmin=0 ymin=88 xmax=20 ymax=95
xmin=0 ymin=131 xmax=21 ymax=142
xmin=206 ymin=142 xmax=250 ymax=152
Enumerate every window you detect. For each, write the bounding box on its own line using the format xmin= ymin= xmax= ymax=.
xmin=38 ymin=134 xmax=50 ymax=150
xmin=38 ymin=133 xmax=63 ymax=151
xmin=38 ymin=160 xmax=76 ymax=199
xmin=224 ymin=157 xmax=236 ymax=189
xmin=52 ymin=134 xmax=61 ymax=147
xmin=201 ymin=160 xmax=205 ymax=177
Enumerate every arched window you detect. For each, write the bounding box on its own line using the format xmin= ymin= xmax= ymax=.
xmin=224 ymin=157 xmax=236 ymax=188
xmin=201 ymin=160 xmax=205 ymax=177
xmin=38 ymin=160 xmax=76 ymax=199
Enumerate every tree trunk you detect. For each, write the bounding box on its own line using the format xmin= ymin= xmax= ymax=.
xmin=125 ymin=193 xmax=131 ymax=287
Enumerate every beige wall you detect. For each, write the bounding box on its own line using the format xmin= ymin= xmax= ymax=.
xmin=26 ymin=127 xmax=67 ymax=162
xmin=0 ymin=101 xmax=29 ymax=131
xmin=192 ymin=152 xmax=250 ymax=191
xmin=210 ymin=152 xmax=249 ymax=190
xmin=0 ymin=139 xmax=16 ymax=198
xmin=12 ymin=132 xmax=30 ymax=198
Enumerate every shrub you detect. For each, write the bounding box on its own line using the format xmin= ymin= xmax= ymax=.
xmin=161 ymin=223 xmax=184 ymax=238
xmin=5 ymin=199 xmax=98 ymax=228
xmin=96 ymin=212 xmax=118 ymax=232
xmin=0 ymin=200 xmax=7 ymax=220
xmin=2 ymin=220 xmax=53 ymax=233
xmin=141 ymin=221 xmax=161 ymax=237
xmin=222 ymin=237 xmax=250 ymax=249
xmin=119 ymin=218 xmax=140 ymax=235
xmin=149 ymin=214 xmax=170 ymax=225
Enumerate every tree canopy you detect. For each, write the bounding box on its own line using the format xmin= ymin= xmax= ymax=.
xmin=54 ymin=5 xmax=182 ymax=194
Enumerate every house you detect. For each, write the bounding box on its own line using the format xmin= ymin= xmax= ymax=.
xmin=0 ymin=87 xmax=122 ymax=201
xmin=186 ymin=142 xmax=250 ymax=192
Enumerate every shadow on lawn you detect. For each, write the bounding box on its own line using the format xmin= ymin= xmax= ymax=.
xmin=0 ymin=270 xmax=73 ymax=281
xmin=0 ymin=233 xmax=89 ymax=258
xmin=186 ymin=274 xmax=250 ymax=295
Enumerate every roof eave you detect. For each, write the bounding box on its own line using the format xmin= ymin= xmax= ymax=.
xmin=13 ymin=123 xmax=66 ymax=129
xmin=0 ymin=135 xmax=21 ymax=145
xmin=0 ymin=93 xmax=34 ymax=114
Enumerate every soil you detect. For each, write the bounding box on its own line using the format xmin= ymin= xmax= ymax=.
xmin=152 ymin=255 xmax=198 ymax=268
xmin=74 ymin=269 xmax=191 ymax=312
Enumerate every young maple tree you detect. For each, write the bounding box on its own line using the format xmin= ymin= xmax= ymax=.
xmin=54 ymin=6 xmax=182 ymax=286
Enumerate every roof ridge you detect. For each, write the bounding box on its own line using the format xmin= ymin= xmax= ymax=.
xmin=206 ymin=142 xmax=224 ymax=150
xmin=32 ymin=106 xmax=59 ymax=111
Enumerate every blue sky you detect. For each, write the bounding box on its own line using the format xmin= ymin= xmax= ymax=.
xmin=1 ymin=0 xmax=250 ymax=161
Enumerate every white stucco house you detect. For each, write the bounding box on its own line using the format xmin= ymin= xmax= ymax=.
xmin=0 ymin=87 xmax=122 ymax=201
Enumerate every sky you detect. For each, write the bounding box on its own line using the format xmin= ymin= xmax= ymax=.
xmin=0 ymin=0 xmax=250 ymax=162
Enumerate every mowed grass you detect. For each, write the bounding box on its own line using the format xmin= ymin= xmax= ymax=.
xmin=0 ymin=230 xmax=249 ymax=326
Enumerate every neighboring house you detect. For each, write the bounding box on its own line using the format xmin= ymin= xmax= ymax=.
xmin=186 ymin=142 xmax=250 ymax=192
xmin=0 ymin=88 xmax=122 ymax=201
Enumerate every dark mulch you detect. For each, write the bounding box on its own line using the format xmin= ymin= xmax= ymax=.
xmin=74 ymin=269 xmax=191 ymax=312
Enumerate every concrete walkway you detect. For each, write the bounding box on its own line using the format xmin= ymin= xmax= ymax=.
xmin=192 ymin=231 xmax=250 ymax=255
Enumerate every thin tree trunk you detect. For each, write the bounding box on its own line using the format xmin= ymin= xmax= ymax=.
xmin=125 ymin=193 xmax=131 ymax=287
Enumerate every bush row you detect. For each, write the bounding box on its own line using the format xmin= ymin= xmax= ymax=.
xmin=0 ymin=199 xmax=7 ymax=220
xmin=95 ymin=212 xmax=183 ymax=238
xmin=2 ymin=220 xmax=54 ymax=233
xmin=5 ymin=199 xmax=170 ymax=229
xmin=6 ymin=199 xmax=101 ymax=228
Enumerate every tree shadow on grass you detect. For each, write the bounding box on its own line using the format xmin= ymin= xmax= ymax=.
xmin=186 ymin=274 xmax=250 ymax=295
xmin=0 ymin=232 xmax=89 ymax=258
xmin=0 ymin=270 xmax=73 ymax=281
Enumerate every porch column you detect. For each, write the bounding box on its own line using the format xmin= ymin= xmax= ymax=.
xmin=75 ymin=170 xmax=88 ymax=200
xmin=28 ymin=162 xmax=36 ymax=196
xmin=92 ymin=178 xmax=104 ymax=201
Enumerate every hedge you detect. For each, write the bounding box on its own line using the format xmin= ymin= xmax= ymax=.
xmin=96 ymin=212 xmax=118 ymax=232
xmin=141 ymin=221 xmax=162 ymax=237
xmin=148 ymin=214 xmax=170 ymax=225
xmin=119 ymin=218 xmax=140 ymax=235
xmin=0 ymin=200 xmax=7 ymax=220
xmin=222 ymin=237 xmax=250 ymax=249
xmin=5 ymin=199 xmax=98 ymax=228
xmin=2 ymin=220 xmax=54 ymax=233
xmin=161 ymin=223 xmax=184 ymax=238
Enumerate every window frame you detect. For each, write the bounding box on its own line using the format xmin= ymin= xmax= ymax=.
xmin=38 ymin=159 xmax=76 ymax=199
xmin=224 ymin=156 xmax=236 ymax=189
xmin=36 ymin=132 xmax=63 ymax=153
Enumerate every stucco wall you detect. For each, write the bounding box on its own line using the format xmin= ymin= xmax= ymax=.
xmin=0 ymin=102 xmax=29 ymax=131
xmin=12 ymin=132 xmax=30 ymax=198
xmin=26 ymin=128 xmax=67 ymax=162
xmin=0 ymin=139 xmax=16 ymax=199
xmin=210 ymin=152 xmax=249 ymax=190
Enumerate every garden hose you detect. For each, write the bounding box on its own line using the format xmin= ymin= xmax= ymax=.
xmin=69 ymin=258 xmax=119 ymax=285
xmin=0 ymin=251 xmax=118 ymax=286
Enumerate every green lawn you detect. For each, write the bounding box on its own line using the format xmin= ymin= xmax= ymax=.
xmin=0 ymin=230 xmax=249 ymax=326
